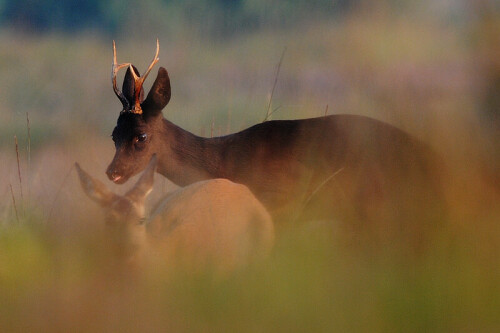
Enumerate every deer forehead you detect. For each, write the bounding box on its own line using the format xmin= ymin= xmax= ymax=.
xmin=112 ymin=114 xmax=149 ymax=140
xmin=110 ymin=197 xmax=144 ymax=217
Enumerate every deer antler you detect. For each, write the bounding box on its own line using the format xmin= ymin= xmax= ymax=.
xmin=128 ymin=39 xmax=160 ymax=114
xmin=112 ymin=40 xmax=132 ymax=110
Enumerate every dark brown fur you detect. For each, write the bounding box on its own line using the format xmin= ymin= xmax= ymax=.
xmin=108 ymin=67 xmax=443 ymax=228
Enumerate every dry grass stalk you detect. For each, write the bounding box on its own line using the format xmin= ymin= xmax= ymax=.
xmin=297 ymin=167 xmax=345 ymax=221
xmin=9 ymin=184 xmax=20 ymax=224
xmin=265 ymin=105 xmax=283 ymax=121
xmin=26 ymin=112 xmax=31 ymax=206
xmin=227 ymin=107 xmax=232 ymax=134
xmin=46 ymin=164 xmax=74 ymax=224
xmin=211 ymin=115 xmax=215 ymax=138
xmin=263 ymin=47 xmax=286 ymax=122
xmin=14 ymin=135 xmax=24 ymax=216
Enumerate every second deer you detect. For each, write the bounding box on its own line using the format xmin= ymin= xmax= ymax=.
xmin=76 ymin=156 xmax=274 ymax=272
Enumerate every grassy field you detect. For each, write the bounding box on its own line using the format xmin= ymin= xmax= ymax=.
xmin=1 ymin=9 xmax=499 ymax=332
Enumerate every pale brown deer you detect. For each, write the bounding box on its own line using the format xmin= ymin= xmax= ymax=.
xmin=77 ymin=155 xmax=274 ymax=271
xmin=106 ymin=40 xmax=443 ymax=226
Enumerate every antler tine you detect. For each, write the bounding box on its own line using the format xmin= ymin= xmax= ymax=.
xmin=112 ymin=40 xmax=131 ymax=110
xmin=129 ymin=39 xmax=160 ymax=84
xmin=129 ymin=39 xmax=160 ymax=113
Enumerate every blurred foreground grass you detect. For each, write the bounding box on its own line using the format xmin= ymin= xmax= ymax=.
xmin=1 ymin=9 xmax=499 ymax=332
xmin=1 ymin=209 xmax=499 ymax=332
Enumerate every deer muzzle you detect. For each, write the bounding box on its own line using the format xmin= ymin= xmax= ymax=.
xmin=106 ymin=164 xmax=127 ymax=184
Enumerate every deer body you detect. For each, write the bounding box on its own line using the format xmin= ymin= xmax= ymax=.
xmin=76 ymin=157 xmax=274 ymax=271
xmin=147 ymin=179 xmax=274 ymax=267
xmin=107 ymin=41 xmax=441 ymax=223
xmin=156 ymin=114 xmax=434 ymax=214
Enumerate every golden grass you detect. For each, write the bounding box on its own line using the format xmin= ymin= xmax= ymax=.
xmin=1 ymin=11 xmax=499 ymax=331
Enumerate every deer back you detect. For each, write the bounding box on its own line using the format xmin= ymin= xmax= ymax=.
xmin=147 ymin=179 xmax=274 ymax=270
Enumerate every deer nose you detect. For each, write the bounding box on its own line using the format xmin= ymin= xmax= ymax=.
xmin=106 ymin=167 xmax=122 ymax=183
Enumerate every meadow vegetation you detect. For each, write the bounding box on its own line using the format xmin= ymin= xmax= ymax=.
xmin=1 ymin=2 xmax=499 ymax=331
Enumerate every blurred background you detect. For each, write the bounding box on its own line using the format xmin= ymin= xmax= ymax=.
xmin=0 ymin=0 xmax=499 ymax=331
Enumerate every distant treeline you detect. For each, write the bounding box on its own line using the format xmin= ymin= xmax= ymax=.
xmin=0 ymin=0 xmax=354 ymax=37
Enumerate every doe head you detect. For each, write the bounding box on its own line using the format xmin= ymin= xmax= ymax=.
xmin=76 ymin=155 xmax=158 ymax=227
xmin=107 ymin=40 xmax=171 ymax=184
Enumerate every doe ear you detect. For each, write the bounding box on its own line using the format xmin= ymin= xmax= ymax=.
xmin=125 ymin=155 xmax=157 ymax=203
xmin=141 ymin=67 xmax=171 ymax=118
xmin=75 ymin=163 xmax=118 ymax=207
xmin=122 ymin=65 xmax=144 ymax=106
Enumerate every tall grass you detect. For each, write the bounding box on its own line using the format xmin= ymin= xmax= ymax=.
xmin=1 ymin=9 xmax=499 ymax=332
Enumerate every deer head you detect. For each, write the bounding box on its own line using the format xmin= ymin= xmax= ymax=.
xmin=76 ymin=155 xmax=157 ymax=243
xmin=107 ymin=40 xmax=172 ymax=184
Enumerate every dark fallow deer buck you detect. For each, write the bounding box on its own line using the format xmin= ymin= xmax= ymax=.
xmin=107 ymin=40 xmax=443 ymax=229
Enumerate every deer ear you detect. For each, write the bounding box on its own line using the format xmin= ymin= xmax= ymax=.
xmin=75 ymin=163 xmax=118 ymax=206
xmin=125 ymin=155 xmax=157 ymax=203
xmin=122 ymin=65 xmax=144 ymax=106
xmin=141 ymin=67 xmax=171 ymax=118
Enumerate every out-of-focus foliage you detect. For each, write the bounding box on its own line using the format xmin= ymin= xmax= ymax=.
xmin=0 ymin=1 xmax=499 ymax=331
xmin=0 ymin=0 xmax=353 ymax=37
xmin=1 ymin=0 xmax=111 ymax=32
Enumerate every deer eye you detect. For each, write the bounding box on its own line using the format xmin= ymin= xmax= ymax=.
xmin=136 ymin=133 xmax=147 ymax=142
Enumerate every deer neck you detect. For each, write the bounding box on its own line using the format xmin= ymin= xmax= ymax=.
xmin=105 ymin=222 xmax=149 ymax=261
xmin=157 ymin=119 xmax=226 ymax=186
